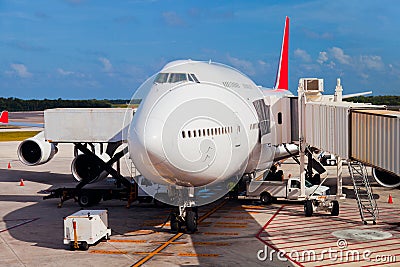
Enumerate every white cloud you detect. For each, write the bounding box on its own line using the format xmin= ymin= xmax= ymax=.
xmin=99 ymin=57 xmax=113 ymax=73
xmin=57 ymin=68 xmax=74 ymax=76
xmin=162 ymin=12 xmax=185 ymax=26
xmin=294 ymin=48 xmax=312 ymax=62
xmin=359 ymin=55 xmax=384 ymax=70
xmin=226 ymin=54 xmax=255 ymax=76
xmin=329 ymin=47 xmax=351 ymax=65
xmin=317 ymin=51 xmax=328 ymax=64
xmin=8 ymin=63 xmax=33 ymax=78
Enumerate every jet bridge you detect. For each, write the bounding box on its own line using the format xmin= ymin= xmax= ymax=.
xmin=297 ymin=78 xmax=399 ymax=224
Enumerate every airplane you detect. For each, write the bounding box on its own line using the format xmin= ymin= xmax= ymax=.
xmin=127 ymin=16 xmax=295 ymax=232
xmin=4 ymin=17 xmax=396 ymax=234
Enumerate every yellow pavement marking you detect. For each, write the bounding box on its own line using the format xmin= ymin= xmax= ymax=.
xmin=131 ymin=199 xmax=227 ymax=267
xmin=149 ymin=241 xmax=187 ymax=245
xmin=213 ymin=225 xmax=247 ymax=228
xmin=108 ymin=240 xmax=147 ymax=243
xmin=202 ymin=232 xmax=239 ymax=236
xmin=90 ymin=250 xmax=128 ymax=254
xmin=178 ymin=253 xmax=220 ymax=257
xmin=124 ymin=230 xmax=155 ymax=235
xmin=133 ymin=252 xmax=174 ymax=256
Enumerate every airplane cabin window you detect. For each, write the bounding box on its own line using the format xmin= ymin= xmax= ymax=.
xmin=198 ymin=129 xmax=201 ymax=137
xmin=193 ymin=130 xmax=196 ymax=137
xmin=155 ymin=73 xmax=169 ymax=83
xmin=182 ymin=131 xmax=186 ymax=138
xmin=188 ymin=131 xmax=191 ymax=138
xmin=207 ymin=129 xmax=210 ymax=136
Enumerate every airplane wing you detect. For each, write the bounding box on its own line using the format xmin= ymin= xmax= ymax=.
xmin=0 ymin=111 xmax=44 ymax=128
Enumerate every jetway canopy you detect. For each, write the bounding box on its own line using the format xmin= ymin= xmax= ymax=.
xmin=304 ymin=96 xmax=399 ymax=176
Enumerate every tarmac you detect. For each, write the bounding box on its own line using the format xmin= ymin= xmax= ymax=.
xmin=0 ymin=117 xmax=399 ymax=266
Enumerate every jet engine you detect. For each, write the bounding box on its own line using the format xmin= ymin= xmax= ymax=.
xmin=372 ymin=168 xmax=400 ymax=188
xmin=71 ymin=145 xmax=111 ymax=184
xmin=18 ymin=131 xmax=58 ymax=166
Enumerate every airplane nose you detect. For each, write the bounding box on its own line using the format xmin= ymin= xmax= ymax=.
xmin=128 ymin=82 xmax=250 ymax=187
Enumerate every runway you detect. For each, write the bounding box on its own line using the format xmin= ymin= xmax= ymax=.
xmin=0 ymin=111 xmax=44 ymax=132
xmin=0 ymin=141 xmax=399 ymax=266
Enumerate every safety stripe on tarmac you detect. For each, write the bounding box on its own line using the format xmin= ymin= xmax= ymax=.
xmin=131 ymin=199 xmax=228 ymax=267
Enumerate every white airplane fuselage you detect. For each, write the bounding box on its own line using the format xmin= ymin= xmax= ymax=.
xmin=128 ymin=60 xmax=291 ymax=188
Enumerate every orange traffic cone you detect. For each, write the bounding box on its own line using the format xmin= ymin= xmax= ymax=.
xmin=19 ymin=179 xmax=24 ymax=186
xmin=388 ymin=194 xmax=393 ymax=204
xmin=7 ymin=162 xmax=11 ymax=169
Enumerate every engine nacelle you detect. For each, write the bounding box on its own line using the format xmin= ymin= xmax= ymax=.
xmin=71 ymin=146 xmax=111 ymax=183
xmin=18 ymin=131 xmax=58 ymax=166
xmin=372 ymin=168 xmax=400 ymax=188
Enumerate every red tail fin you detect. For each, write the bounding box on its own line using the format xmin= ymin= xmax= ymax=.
xmin=274 ymin=16 xmax=289 ymax=90
xmin=0 ymin=111 xmax=9 ymax=123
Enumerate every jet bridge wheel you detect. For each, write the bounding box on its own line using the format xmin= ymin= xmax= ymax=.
xmin=331 ymin=200 xmax=339 ymax=216
xmin=260 ymin=192 xmax=273 ymax=205
xmin=304 ymin=200 xmax=313 ymax=217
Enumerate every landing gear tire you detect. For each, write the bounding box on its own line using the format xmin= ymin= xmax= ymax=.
xmin=304 ymin=200 xmax=313 ymax=217
xmin=260 ymin=192 xmax=273 ymax=205
xmin=331 ymin=200 xmax=339 ymax=216
xmin=185 ymin=208 xmax=198 ymax=234
xmin=170 ymin=212 xmax=181 ymax=233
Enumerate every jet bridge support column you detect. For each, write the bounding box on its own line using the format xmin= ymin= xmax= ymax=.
xmin=336 ymin=156 xmax=345 ymax=198
xmin=298 ymin=83 xmax=306 ymax=198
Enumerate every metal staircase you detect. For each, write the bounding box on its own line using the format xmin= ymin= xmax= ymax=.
xmin=348 ymin=161 xmax=379 ymax=224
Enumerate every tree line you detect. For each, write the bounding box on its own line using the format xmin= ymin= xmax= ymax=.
xmin=0 ymin=96 xmax=398 ymax=112
xmin=347 ymin=95 xmax=400 ymax=106
xmin=0 ymin=98 xmax=139 ymax=111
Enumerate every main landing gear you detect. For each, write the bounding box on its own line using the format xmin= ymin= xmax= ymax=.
xmin=170 ymin=203 xmax=198 ymax=233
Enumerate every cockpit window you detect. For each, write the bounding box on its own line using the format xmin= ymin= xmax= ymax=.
xmin=154 ymin=73 xmax=200 ymax=84
xmin=190 ymin=74 xmax=199 ymax=83
xmin=168 ymin=73 xmax=187 ymax=83
xmin=155 ymin=73 xmax=169 ymax=83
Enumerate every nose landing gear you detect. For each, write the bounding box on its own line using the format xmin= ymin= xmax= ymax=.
xmin=170 ymin=203 xmax=198 ymax=233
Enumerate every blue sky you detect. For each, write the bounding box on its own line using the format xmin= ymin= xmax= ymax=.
xmin=0 ymin=0 xmax=399 ymax=99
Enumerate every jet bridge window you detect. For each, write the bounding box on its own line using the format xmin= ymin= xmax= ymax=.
xmin=253 ymin=99 xmax=271 ymax=136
